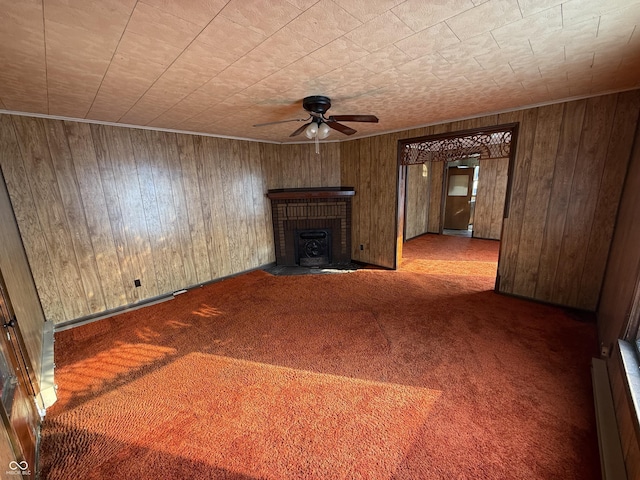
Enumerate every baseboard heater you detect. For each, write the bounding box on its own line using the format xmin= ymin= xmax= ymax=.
xmin=591 ymin=357 xmax=627 ymax=480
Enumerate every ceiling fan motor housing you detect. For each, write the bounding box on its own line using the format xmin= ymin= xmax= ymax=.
xmin=303 ymin=96 xmax=332 ymax=115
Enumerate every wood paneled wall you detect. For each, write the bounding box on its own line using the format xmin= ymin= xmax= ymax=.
xmin=598 ymin=117 xmax=640 ymax=478
xmin=473 ymin=157 xmax=509 ymax=240
xmin=0 ymin=115 xmax=340 ymax=324
xmin=0 ymin=170 xmax=45 ymax=384
xmin=427 ymin=162 xmax=444 ymax=234
xmin=404 ymin=163 xmax=430 ymax=240
xmin=499 ymin=91 xmax=640 ymax=311
xmin=341 ymin=135 xmax=401 ymax=268
xmin=598 ymin=119 xmax=640 ymax=350
xmin=340 ymin=90 xmax=640 ymax=310
xmin=260 ymin=143 xmax=341 ymax=189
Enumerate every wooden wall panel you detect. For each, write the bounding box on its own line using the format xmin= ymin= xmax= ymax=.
xmin=579 ymin=91 xmax=640 ymax=308
xmin=94 ymin=125 xmax=161 ymax=304
xmin=340 ymin=140 xmax=361 ymax=261
xmin=260 ymin=142 xmax=341 ymax=189
xmin=597 ymin=114 xmax=640 ymax=478
xmin=496 ymin=108 xmax=537 ymax=295
xmin=47 ymin=121 xmax=106 ymax=315
xmin=598 ymin=111 xmax=640 ymax=349
xmin=0 ymin=169 xmax=45 ymax=385
xmin=552 ymin=96 xmax=618 ymax=308
xmin=0 ymin=116 xmax=342 ymax=324
xmin=425 ymin=123 xmax=451 ymax=235
xmin=512 ymin=103 xmax=565 ymax=299
xmin=427 ymin=161 xmax=444 ymax=234
xmin=64 ymin=122 xmax=126 ymax=311
xmin=248 ymin=142 xmax=273 ymax=266
xmin=473 ymin=157 xmax=509 ymax=240
xmin=13 ymin=117 xmax=89 ymax=320
xmin=405 ymin=163 xmax=429 ymax=240
xmin=490 ymin=159 xmax=508 ymax=238
xmin=598 ymin=120 xmax=640 ymax=479
xmin=358 ymin=138 xmax=373 ymax=259
xmin=533 ymin=100 xmax=586 ymax=302
xmin=473 ymin=158 xmax=497 ymax=239
xmin=0 ymin=116 xmax=65 ymax=322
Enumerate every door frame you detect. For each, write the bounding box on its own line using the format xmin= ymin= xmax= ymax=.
xmin=0 ymin=270 xmax=39 ymax=478
xmin=395 ymin=123 xmax=520 ymax=282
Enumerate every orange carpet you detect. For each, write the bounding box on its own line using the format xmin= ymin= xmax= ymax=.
xmin=39 ymin=234 xmax=600 ymax=479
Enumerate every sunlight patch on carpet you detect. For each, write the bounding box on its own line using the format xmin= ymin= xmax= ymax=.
xmin=401 ymin=259 xmax=498 ymax=276
xmin=51 ymin=353 xmax=441 ymax=479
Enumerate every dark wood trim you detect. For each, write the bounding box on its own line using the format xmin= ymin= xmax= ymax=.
xmin=267 ymin=187 xmax=355 ymax=200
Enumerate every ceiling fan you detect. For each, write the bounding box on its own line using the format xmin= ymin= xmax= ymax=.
xmin=253 ymin=95 xmax=379 ymax=139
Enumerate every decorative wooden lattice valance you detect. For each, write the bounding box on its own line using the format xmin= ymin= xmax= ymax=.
xmin=400 ymin=130 xmax=513 ymax=165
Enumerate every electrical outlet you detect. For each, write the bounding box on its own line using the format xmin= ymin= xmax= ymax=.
xmin=134 ymin=279 xmax=141 ymax=288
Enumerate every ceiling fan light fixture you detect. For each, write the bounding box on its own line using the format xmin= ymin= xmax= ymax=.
xmin=304 ymin=122 xmax=318 ymax=139
xmin=318 ymin=122 xmax=331 ymax=139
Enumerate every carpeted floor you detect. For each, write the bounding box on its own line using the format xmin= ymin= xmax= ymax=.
xmin=39 ymin=234 xmax=600 ymax=479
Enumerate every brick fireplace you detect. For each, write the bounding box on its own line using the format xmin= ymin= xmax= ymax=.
xmin=267 ymin=187 xmax=354 ymax=267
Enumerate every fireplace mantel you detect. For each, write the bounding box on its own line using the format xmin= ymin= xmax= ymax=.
xmin=266 ymin=187 xmax=355 ymax=200
xmin=267 ymin=187 xmax=354 ymax=266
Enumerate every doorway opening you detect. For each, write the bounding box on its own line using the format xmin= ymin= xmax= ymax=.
xmin=396 ymin=124 xmax=519 ymax=285
xmin=442 ymin=156 xmax=479 ymax=238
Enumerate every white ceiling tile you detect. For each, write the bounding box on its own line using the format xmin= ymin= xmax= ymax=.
xmin=516 ymin=0 xmax=562 ymax=17
xmin=309 ymin=37 xmax=370 ymax=70
xmin=197 ymin=15 xmax=267 ymax=64
xmin=331 ymin=0 xmax=405 ymax=23
xmin=286 ymin=0 xmax=361 ymax=45
xmin=344 ymin=11 xmax=415 ymax=53
xmin=284 ymin=0 xmax=321 ymax=9
xmin=597 ymin=3 xmax=640 ymax=40
xmin=220 ymin=0 xmax=303 ymax=37
xmin=126 ymin=2 xmax=202 ymax=48
xmin=392 ymin=0 xmax=475 ymax=32
xmin=139 ymin=0 xmax=228 ymax=27
xmin=355 ymin=45 xmax=413 ymax=74
xmin=0 ymin=0 xmax=48 ymax=112
xmin=562 ymin=0 xmax=640 ymax=26
xmin=438 ymin=33 xmax=498 ymax=64
xmin=528 ymin=17 xmax=598 ymax=56
xmin=45 ymin=0 xmax=135 ymax=36
xmin=395 ymin=22 xmax=460 ymax=59
xmin=115 ymin=30 xmax=183 ymax=68
xmin=491 ymin=6 xmax=562 ymax=47
xmin=248 ymin=26 xmax=320 ymax=69
xmin=446 ymin=0 xmax=523 ymax=41
xmin=171 ymin=40 xmax=232 ymax=79
xmin=87 ymin=52 xmax=167 ymax=121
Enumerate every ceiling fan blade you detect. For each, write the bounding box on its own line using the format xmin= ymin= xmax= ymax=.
xmin=253 ymin=117 xmax=309 ymax=127
xmin=326 ymin=121 xmax=357 ymax=136
xmin=328 ymin=114 xmax=379 ymax=123
xmin=289 ymin=122 xmax=311 ymax=137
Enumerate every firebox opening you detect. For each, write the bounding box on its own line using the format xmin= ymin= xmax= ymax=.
xmin=295 ymin=229 xmax=332 ymax=267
